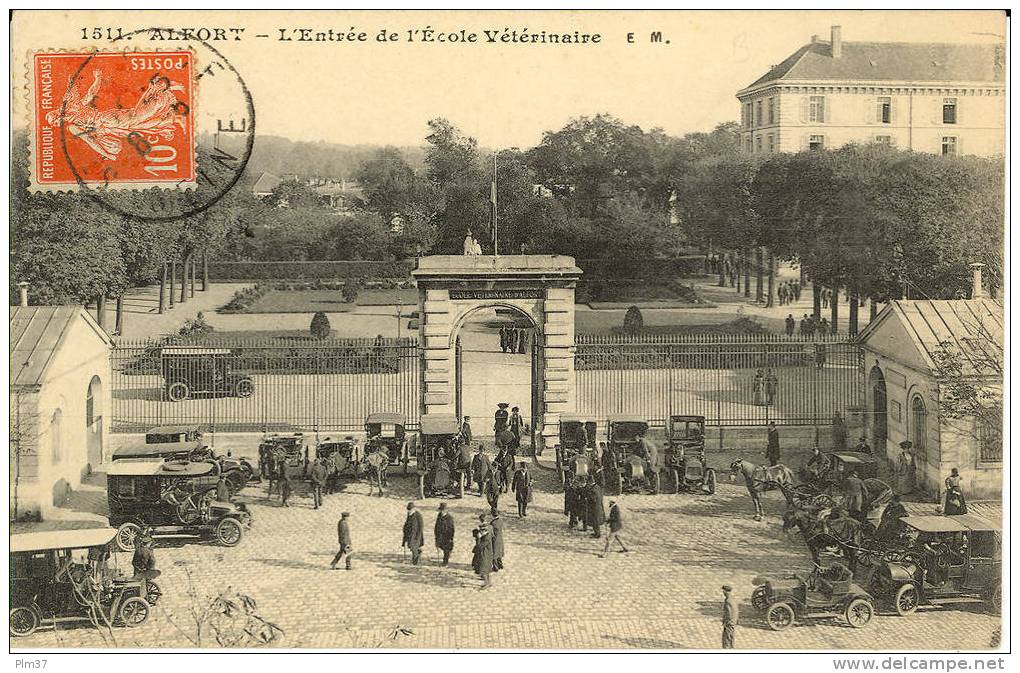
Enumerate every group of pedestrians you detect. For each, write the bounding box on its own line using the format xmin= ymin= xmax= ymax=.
xmin=798 ymin=314 xmax=831 ymax=336
xmin=751 ymin=368 xmax=778 ymax=406
xmin=562 ymin=474 xmax=629 ymax=557
xmin=498 ymin=326 xmax=529 ymax=354
xmin=777 ymin=281 xmax=801 ymax=306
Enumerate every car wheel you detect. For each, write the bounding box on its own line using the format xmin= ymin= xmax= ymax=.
xmin=116 ymin=522 xmax=142 ymax=552
xmin=216 ymin=518 xmax=243 ymax=547
xmin=234 ymin=378 xmax=254 ymax=398
xmin=751 ymin=586 xmax=769 ymax=611
xmin=705 ymin=469 xmax=717 ymax=495
xmin=894 ymin=583 xmax=919 ymax=616
xmin=845 ymin=598 xmax=874 ymax=628
xmin=145 ymin=581 xmax=162 ymax=606
xmin=119 ymin=596 xmax=150 ymax=627
xmin=167 ymin=381 xmax=190 ymax=402
xmin=9 ymin=606 xmax=39 ymax=637
xmin=765 ymin=602 xmax=795 ymax=631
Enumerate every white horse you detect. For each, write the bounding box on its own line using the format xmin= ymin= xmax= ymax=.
xmin=730 ymin=459 xmax=795 ymax=521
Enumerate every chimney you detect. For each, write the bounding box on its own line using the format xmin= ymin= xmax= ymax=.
xmin=831 ymin=25 xmax=842 ymax=59
xmin=811 ymin=34 xmax=819 ymax=44
xmin=970 ymin=263 xmax=985 ymax=299
xmin=18 ymin=281 xmax=29 ymax=307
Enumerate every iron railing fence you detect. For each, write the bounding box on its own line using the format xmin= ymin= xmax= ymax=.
xmin=111 ymin=336 xmax=420 ymax=433
xmin=574 ymin=333 xmax=863 ymax=428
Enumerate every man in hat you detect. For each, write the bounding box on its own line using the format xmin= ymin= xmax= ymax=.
xmin=564 ymin=476 xmax=580 ymax=529
xmin=471 ymin=444 xmax=492 ymax=496
xmin=132 ymin=532 xmax=157 ymax=601
xmin=489 ymin=507 xmax=506 ymax=571
xmin=494 ymin=403 xmax=510 ymax=435
xmin=309 ymin=457 xmax=328 ymax=510
xmin=585 ymin=475 xmax=606 ymax=539
xmin=402 ymin=502 xmax=425 ymax=565
xmin=330 ymin=512 xmax=353 ymax=570
xmin=460 ymin=416 xmax=473 ymax=446
xmin=766 ymin=422 xmax=781 ymax=467
xmin=511 ymin=461 xmax=533 ymax=518
xmin=434 ymin=503 xmax=455 ymax=566
xmin=601 ymin=498 xmax=629 ymax=557
xmin=721 ymin=585 xmax=737 ymax=649
xmin=279 ymin=470 xmax=292 ymax=507
xmin=472 ymin=522 xmax=493 ymax=589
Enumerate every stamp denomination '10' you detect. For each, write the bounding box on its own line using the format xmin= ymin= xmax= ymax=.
xmin=31 ymin=50 xmax=196 ymax=189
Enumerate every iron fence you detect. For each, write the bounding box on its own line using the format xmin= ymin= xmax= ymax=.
xmin=111 ymin=337 xmax=420 ymax=433
xmin=575 ymin=333 xmax=863 ymax=427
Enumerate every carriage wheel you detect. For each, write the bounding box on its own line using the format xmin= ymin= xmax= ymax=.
xmin=167 ymin=381 xmax=190 ymax=402
xmin=234 ymin=378 xmax=254 ymax=398
xmin=119 ymin=597 xmax=150 ymax=627
xmin=116 ymin=522 xmax=141 ymax=552
xmin=845 ymin=598 xmax=874 ymax=628
xmin=9 ymin=607 xmax=39 ymax=637
xmin=145 ymin=580 xmax=162 ymax=606
xmin=765 ymin=602 xmax=795 ymax=631
xmin=705 ymin=469 xmax=717 ymax=495
xmin=751 ymin=586 xmax=768 ymax=611
xmin=894 ymin=584 xmax=919 ymax=616
xmin=418 ymin=474 xmax=425 ymax=500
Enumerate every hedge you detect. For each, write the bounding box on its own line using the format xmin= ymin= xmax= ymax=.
xmin=209 ymin=260 xmax=416 ymax=281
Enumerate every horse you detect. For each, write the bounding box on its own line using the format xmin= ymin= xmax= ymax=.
xmin=362 ymin=449 xmax=389 ymax=497
xmin=730 ymin=459 xmax=795 ymax=521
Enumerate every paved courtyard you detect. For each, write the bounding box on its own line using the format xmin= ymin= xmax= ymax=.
xmin=12 ymin=460 xmax=1000 ymax=650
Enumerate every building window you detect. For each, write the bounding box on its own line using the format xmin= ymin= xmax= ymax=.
xmin=943 ymin=98 xmax=957 ymax=124
xmin=809 ymin=95 xmax=825 ymax=123
xmin=875 ymin=135 xmax=893 ymax=146
xmin=768 ymin=97 xmax=775 ymax=125
xmin=767 ymin=134 xmax=775 ymax=153
xmin=745 ymin=138 xmax=752 ymax=153
xmin=878 ymin=96 xmax=892 ymax=124
xmin=910 ymin=395 xmax=928 ymax=466
xmin=756 ymin=136 xmax=762 ymax=153
xmin=756 ymin=100 xmax=763 ymax=126
xmin=808 ymin=135 xmax=825 ymax=151
xmin=745 ymin=102 xmax=753 ymax=128
xmin=942 ymin=136 xmax=957 ymax=156
xmin=86 ymin=375 xmax=102 ymax=427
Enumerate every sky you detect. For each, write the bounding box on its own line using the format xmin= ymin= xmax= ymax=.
xmin=11 ymin=9 xmax=1006 ymax=149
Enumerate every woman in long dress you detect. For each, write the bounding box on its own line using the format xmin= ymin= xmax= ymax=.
xmin=943 ymin=468 xmax=968 ymax=515
xmin=895 ymin=441 xmax=916 ymax=495
xmin=752 ymin=369 xmax=765 ymax=406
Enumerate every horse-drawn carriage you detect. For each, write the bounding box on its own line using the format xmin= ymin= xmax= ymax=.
xmin=555 ymin=415 xmax=599 ymax=484
xmin=259 ymin=433 xmax=308 ymax=480
xmin=365 ymin=412 xmax=410 ymax=475
xmin=800 ymin=451 xmax=879 ymax=491
xmin=415 ymin=414 xmax=467 ymax=500
xmin=11 ymin=528 xmax=153 ymax=637
xmin=606 ymin=415 xmax=660 ymax=495
xmin=314 ymin=434 xmax=364 ymax=489
xmin=664 ymin=414 xmax=716 ymax=494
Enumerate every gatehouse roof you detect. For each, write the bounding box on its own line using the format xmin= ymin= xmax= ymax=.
xmin=10 ymin=305 xmax=112 ymax=388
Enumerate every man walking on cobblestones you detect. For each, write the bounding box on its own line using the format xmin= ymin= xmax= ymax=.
xmin=721 ymin=585 xmax=737 ymax=648
xmin=402 ymin=502 xmax=424 ymax=565
xmin=600 ymin=499 xmax=628 ymax=556
xmin=330 ymin=512 xmax=353 ymax=570
xmin=489 ymin=508 xmax=506 ymax=571
xmin=472 ymin=445 xmax=492 ymax=496
xmin=585 ymin=475 xmax=606 ymax=538
xmin=511 ymin=461 xmax=533 ymax=518
xmin=473 ymin=523 xmax=493 ymax=590
xmin=310 ymin=458 xmax=327 ymax=510
xmin=279 ymin=471 xmax=292 ymax=507
xmin=434 ymin=503 xmax=455 ymax=566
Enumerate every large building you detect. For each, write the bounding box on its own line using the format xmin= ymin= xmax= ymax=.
xmin=737 ymin=26 xmax=1005 ymax=157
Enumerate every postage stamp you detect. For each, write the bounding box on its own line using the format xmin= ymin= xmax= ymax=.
xmin=30 ymin=50 xmax=196 ymax=190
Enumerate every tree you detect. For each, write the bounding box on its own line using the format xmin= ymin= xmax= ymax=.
xmin=423 ymin=118 xmax=488 ymax=253
xmin=623 ymin=305 xmax=644 ymax=334
xmin=265 ymin=179 xmax=323 ymax=209
xmin=356 ymin=147 xmax=419 ymax=222
xmin=310 ymin=312 xmax=332 ymax=339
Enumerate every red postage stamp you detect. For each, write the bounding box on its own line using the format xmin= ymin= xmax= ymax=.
xmin=31 ymin=50 xmax=196 ymax=189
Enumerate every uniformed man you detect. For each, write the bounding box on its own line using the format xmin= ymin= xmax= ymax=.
xmin=585 ymin=475 xmax=606 ymax=538
xmin=330 ymin=512 xmax=353 ymax=570
xmin=402 ymin=502 xmax=425 ymax=565
xmin=473 ymin=524 xmax=494 ymax=590
xmin=721 ymin=585 xmax=737 ymax=649
xmin=511 ymin=462 xmax=533 ymax=518
xmin=471 ymin=445 xmax=492 ymax=496
xmin=434 ymin=503 xmax=455 ymax=566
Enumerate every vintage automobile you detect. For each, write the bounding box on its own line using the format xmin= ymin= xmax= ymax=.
xmin=260 ymin=432 xmax=309 ymax=480
xmin=10 ymin=528 xmax=152 ymax=637
xmin=145 ymin=424 xmax=203 ymax=444
xmin=751 ymin=564 xmax=876 ymax=630
xmin=606 ymin=415 xmax=660 ymax=495
xmin=869 ymin=515 xmax=1001 ymax=615
xmin=555 ymin=415 xmax=599 ymax=484
xmin=415 ymin=414 xmax=466 ymax=499
xmin=315 ymin=433 xmax=364 ymax=487
xmin=160 ymin=347 xmax=255 ymax=402
xmin=116 ymin=435 xmax=255 ymax=496
xmin=665 ymin=414 xmax=716 ymax=494
xmin=107 ymin=460 xmax=252 ymax=551
xmin=365 ymin=412 xmax=410 ymax=475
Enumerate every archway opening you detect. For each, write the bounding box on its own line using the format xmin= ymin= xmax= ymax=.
xmin=86 ymin=375 xmax=104 ymax=472
xmin=453 ymin=305 xmax=540 ymax=445
xmin=869 ymin=366 xmax=887 ymax=455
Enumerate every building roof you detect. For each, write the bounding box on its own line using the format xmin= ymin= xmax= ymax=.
xmin=742 ymin=40 xmax=1004 ymax=92
xmin=11 ymin=527 xmax=118 ymax=553
xmin=10 ymin=305 xmax=111 ymax=388
xmin=858 ymin=298 xmax=1003 ymax=377
xmin=252 ymin=171 xmax=282 ymax=195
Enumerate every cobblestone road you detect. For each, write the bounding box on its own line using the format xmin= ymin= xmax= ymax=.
xmin=12 ymin=462 xmax=1000 ymax=650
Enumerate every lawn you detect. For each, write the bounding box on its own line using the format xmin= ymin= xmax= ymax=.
xmin=230 ymin=288 xmax=418 ymax=314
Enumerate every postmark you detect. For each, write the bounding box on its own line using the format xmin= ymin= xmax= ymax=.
xmin=32 ymin=50 xmax=196 ymax=188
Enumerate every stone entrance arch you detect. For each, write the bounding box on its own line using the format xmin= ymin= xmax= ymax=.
xmin=412 ymin=255 xmax=581 ymax=447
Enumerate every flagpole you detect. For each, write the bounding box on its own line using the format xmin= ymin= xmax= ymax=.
xmin=493 ymin=150 xmax=499 ymax=256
